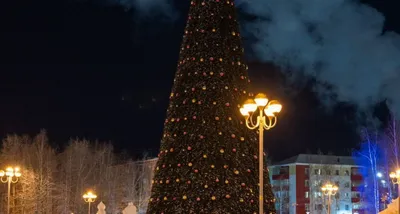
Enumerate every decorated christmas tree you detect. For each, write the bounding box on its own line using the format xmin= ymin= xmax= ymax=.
xmin=147 ymin=0 xmax=276 ymax=213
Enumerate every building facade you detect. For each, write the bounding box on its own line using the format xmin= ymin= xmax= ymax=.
xmin=268 ymin=154 xmax=364 ymax=214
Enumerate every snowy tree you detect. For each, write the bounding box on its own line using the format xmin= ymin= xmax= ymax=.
xmin=384 ymin=113 xmax=400 ymax=168
xmin=118 ymin=156 xmax=156 ymax=213
xmin=353 ymin=127 xmax=381 ymax=214
xmin=0 ymin=130 xmax=56 ymax=214
xmin=0 ymin=131 xmax=153 ymax=214
xmin=54 ymin=139 xmax=97 ymax=214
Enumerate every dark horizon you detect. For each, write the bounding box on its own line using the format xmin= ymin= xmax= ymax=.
xmin=0 ymin=0 xmax=397 ymax=161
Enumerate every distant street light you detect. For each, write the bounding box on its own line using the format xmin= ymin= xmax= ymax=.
xmin=0 ymin=167 xmax=21 ymax=214
xmin=240 ymin=93 xmax=282 ymax=214
xmin=377 ymin=172 xmax=383 ymax=178
xmin=389 ymin=170 xmax=400 ymax=213
xmin=83 ymin=191 xmax=97 ymax=214
xmin=321 ymin=183 xmax=338 ymax=214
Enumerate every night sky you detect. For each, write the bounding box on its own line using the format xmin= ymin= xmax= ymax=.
xmin=0 ymin=0 xmax=397 ymax=161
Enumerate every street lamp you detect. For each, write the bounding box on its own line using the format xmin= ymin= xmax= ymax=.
xmin=321 ymin=183 xmax=338 ymax=214
xmin=389 ymin=169 xmax=400 ymax=213
xmin=83 ymin=191 xmax=97 ymax=214
xmin=240 ymin=93 xmax=282 ymax=214
xmin=0 ymin=166 xmax=21 ymax=214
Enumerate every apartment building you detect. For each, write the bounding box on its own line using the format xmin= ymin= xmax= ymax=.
xmin=268 ymin=154 xmax=364 ymax=214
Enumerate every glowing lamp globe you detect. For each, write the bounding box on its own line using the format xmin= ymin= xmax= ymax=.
xmin=239 ymin=108 xmax=249 ymax=116
xmin=243 ymin=99 xmax=257 ymax=112
xmin=390 ymin=172 xmax=396 ymax=178
xmin=254 ymin=93 xmax=268 ymax=107
xmin=264 ymin=100 xmax=282 ymax=116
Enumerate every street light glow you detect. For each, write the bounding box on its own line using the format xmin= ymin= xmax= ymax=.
xmin=83 ymin=191 xmax=97 ymax=201
xmin=239 ymin=107 xmax=249 ymax=117
xmin=243 ymin=99 xmax=257 ymax=113
xmin=83 ymin=190 xmax=97 ymax=214
xmin=377 ymin=172 xmax=383 ymax=178
xmin=321 ymin=183 xmax=339 ymax=214
xmin=0 ymin=166 xmax=21 ymax=214
xmin=389 ymin=169 xmax=400 ymax=213
xmin=240 ymin=93 xmax=281 ymax=214
xmin=254 ymin=93 xmax=269 ymax=107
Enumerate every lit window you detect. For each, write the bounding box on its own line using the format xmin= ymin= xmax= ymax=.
xmin=305 ymin=191 xmax=309 ymax=198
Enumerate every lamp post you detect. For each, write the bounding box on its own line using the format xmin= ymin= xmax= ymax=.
xmin=389 ymin=170 xmax=400 ymax=213
xmin=83 ymin=191 xmax=97 ymax=214
xmin=321 ymin=183 xmax=338 ymax=214
xmin=0 ymin=167 xmax=21 ymax=214
xmin=240 ymin=93 xmax=282 ymax=214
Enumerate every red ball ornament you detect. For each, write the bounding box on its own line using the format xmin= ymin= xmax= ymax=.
xmin=192 ymin=88 xmax=195 ymax=91
xmin=173 ymin=197 xmax=177 ymax=200
xmin=210 ymin=57 xmax=214 ymax=61
xmin=220 ymin=72 xmax=224 ymax=76
xmin=193 ymin=116 xmax=197 ymax=119
xmin=231 ymin=134 xmax=235 ymax=138
xmin=247 ymin=169 xmax=251 ymax=173
xmin=200 ymin=135 xmax=204 ymax=139
xmin=225 ymin=103 xmax=230 ymax=106
xmin=216 ymin=178 xmax=220 ymax=182
xmin=184 ymin=132 xmax=187 ymax=135
xmin=195 ymin=169 xmax=199 ymax=173
xmin=241 ymin=183 xmax=246 ymax=187
xmin=232 ymin=148 xmax=236 ymax=152
xmin=188 ymin=146 xmax=192 ymax=151
xmin=251 ymin=200 xmax=254 ymax=203
xmin=197 ymin=197 xmax=201 ymax=201
xmin=178 ymin=163 xmax=181 ymax=167
xmin=187 ymin=180 xmax=191 ymax=184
